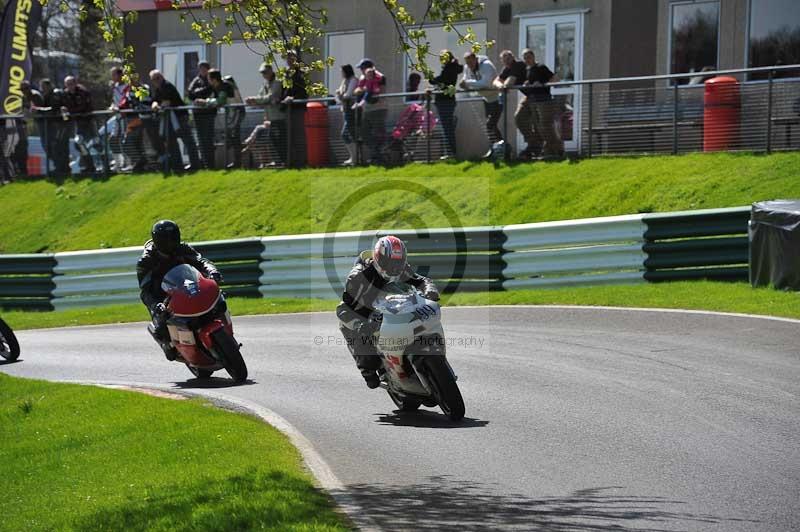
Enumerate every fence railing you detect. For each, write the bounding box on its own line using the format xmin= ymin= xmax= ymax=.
xmin=1 ymin=65 xmax=798 ymax=181
xmin=0 ymin=206 xmax=752 ymax=311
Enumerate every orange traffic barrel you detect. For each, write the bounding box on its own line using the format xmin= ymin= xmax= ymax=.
xmin=305 ymin=102 xmax=329 ymax=167
xmin=703 ymin=76 xmax=740 ymax=152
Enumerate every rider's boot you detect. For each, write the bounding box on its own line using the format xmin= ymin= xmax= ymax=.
xmin=161 ymin=343 xmax=179 ymax=361
xmin=148 ymin=320 xmax=178 ymax=361
xmin=360 ymin=368 xmax=380 ymax=389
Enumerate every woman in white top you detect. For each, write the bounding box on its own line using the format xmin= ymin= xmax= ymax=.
xmin=335 ymin=64 xmax=359 ymax=165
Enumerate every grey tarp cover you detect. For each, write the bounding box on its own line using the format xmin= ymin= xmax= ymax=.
xmin=749 ymin=200 xmax=800 ymax=290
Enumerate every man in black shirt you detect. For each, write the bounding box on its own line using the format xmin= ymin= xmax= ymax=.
xmin=521 ymin=48 xmax=562 ymax=158
xmin=149 ymin=69 xmax=201 ymax=173
xmin=37 ymin=79 xmax=70 ymax=175
xmin=202 ymin=69 xmax=244 ymax=168
xmin=494 ymin=50 xmax=537 ymax=157
xmin=188 ymin=61 xmax=216 ymax=169
xmin=62 ymin=76 xmax=96 ymax=174
xmin=281 ymin=50 xmax=307 ymax=168
xmin=494 ymin=49 xmax=562 ymax=159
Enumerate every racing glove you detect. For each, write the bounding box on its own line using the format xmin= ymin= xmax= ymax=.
xmin=210 ymin=271 xmax=223 ymax=284
xmin=152 ymin=302 xmax=167 ymax=317
xmin=356 ymin=319 xmax=380 ymax=337
xmin=424 ymin=289 xmax=440 ymax=301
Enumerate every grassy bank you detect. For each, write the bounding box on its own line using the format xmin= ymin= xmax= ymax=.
xmin=0 ymin=374 xmax=349 ymax=531
xmin=2 ymin=152 xmax=798 ymax=253
xmin=3 ymin=282 xmax=797 ymax=331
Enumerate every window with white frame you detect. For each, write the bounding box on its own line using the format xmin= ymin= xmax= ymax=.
xmin=220 ymin=41 xmax=289 ymax=100
xmin=156 ymin=44 xmax=204 ymax=98
xmin=325 ymin=31 xmax=365 ymax=96
xmin=748 ymin=0 xmax=800 ymax=80
xmin=404 ymin=22 xmax=488 ymax=91
xmin=669 ymin=1 xmax=719 ymax=84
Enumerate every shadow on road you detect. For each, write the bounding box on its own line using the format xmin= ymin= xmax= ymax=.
xmin=375 ymin=410 xmax=489 ymax=428
xmin=171 ymin=377 xmax=257 ymax=389
xmin=333 ymin=477 xmax=758 ymax=531
xmin=0 ymin=358 xmax=22 ymax=366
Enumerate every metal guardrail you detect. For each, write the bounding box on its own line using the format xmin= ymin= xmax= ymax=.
xmin=641 ymin=207 xmax=750 ymax=282
xmin=0 ymin=206 xmax=753 ymax=311
xmin=0 ymin=254 xmax=57 ymax=310
xmin=43 ymin=238 xmax=264 ymax=310
xmin=1 ymin=65 xmax=798 ymax=181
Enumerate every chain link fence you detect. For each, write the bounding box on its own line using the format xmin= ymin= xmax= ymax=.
xmin=2 ymin=65 xmax=799 ymax=180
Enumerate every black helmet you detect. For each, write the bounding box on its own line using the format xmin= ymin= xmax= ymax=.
xmin=373 ymin=235 xmax=407 ymax=282
xmin=151 ymin=220 xmax=181 ymax=255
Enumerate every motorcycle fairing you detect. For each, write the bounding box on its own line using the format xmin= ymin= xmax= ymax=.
xmin=161 ymin=264 xmax=221 ymax=317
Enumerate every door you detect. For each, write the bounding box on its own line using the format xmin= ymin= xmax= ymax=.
xmin=156 ymin=44 xmax=205 ymax=99
xmin=518 ymin=13 xmax=583 ymax=152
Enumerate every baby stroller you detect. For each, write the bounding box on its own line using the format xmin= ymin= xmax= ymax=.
xmin=384 ymin=103 xmax=438 ymax=165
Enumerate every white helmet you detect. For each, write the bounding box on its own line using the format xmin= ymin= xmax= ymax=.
xmin=373 ymin=235 xmax=407 ymax=282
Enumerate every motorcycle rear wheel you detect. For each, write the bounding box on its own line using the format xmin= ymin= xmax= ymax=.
xmin=212 ymin=329 xmax=248 ymax=383
xmin=186 ymin=364 xmax=213 ymax=379
xmin=424 ymin=356 xmax=465 ymax=421
xmin=387 ymin=388 xmax=422 ymax=412
xmin=0 ymin=318 xmax=20 ymax=362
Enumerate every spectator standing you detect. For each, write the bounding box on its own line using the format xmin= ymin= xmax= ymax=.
xmin=335 ymin=64 xmax=358 ymax=165
xmin=493 ymin=50 xmax=538 ymax=158
xmin=61 ymin=76 xmax=96 ymax=173
xmin=243 ymin=63 xmax=286 ymax=167
xmin=13 ymin=81 xmax=44 ymax=177
xmin=197 ymin=69 xmax=244 ymax=168
xmin=281 ymin=50 xmax=308 ymax=168
xmin=1 ymin=118 xmax=17 ymax=183
xmin=149 ymin=69 xmax=201 ymax=173
xmin=106 ymin=66 xmax=129 ymax=170
xmin=119 ymin=73 xmax=163 ymax=172
xmin=520 ymin=48 xmax=562 ymax=159
xmin=355 ymin=58 xmax=387 ymax=165
xmin=429 ymin=50 xmax=463 ymax=159
xmin=460 ymin=52 xmax=502 ymax=149
xmin=37 ymin=79 xmax=69 ymax=175
xmin=406 ymin=72 xmax=421 ymax=102
xmin=188 ymin=61 xmax=216 ymax=169
xmin=352 ymin=67 xmax=383 ymax=109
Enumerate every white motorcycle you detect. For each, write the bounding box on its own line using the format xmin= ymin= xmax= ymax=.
xmin=371 ymin=282 xmax=465 ymax=421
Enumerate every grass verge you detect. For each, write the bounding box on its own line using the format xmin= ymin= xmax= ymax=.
xmin=0 ymin=374 xmax=349 ymax=531
xmin=3 ymin=282 xmax=798 ymax=331
xmin=2 ymin=152 xmax=799 ymax=253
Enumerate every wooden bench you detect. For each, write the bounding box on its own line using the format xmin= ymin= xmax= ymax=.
xmin=771 ymin=115 xmax=800 ymax=147
xmin=583 ymin=102 xmax=703 ymax=154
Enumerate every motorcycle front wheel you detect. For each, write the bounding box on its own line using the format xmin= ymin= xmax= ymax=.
xmin=0 ymin=318 xmax=20 ymax=362
xmin=211 ymin=329 xmax=248 ymax=383
xmin=424 ymin=356 xmax=465 ymax=421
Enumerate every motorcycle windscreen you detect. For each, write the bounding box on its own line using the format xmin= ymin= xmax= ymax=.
xmin=162 ymin=264 xmax=220 ymax=317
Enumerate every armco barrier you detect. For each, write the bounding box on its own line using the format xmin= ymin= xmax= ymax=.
xmin=49 ymin=238 xmax=266 ymax=310
xmin=0 ymin=207 xmax=753 ymax=310
xmin=500 ymin=214 xmax=647 ymax=289
xmin=258 ymin=227 xmax=506 ymax=299
xmin=0 ymin=254 xmax=56 ymax=310
xmin=642 ymin=207 xmax=750 ymax=282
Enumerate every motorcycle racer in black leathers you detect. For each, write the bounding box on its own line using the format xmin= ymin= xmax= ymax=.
xmin=136 ymin=220 xmax=222 ymax=359
xmin=337 ymin=235 xmax=440 ymax=388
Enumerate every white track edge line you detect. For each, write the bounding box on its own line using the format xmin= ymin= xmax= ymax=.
xmin=18 ymin=304 xmax=800 ymax=332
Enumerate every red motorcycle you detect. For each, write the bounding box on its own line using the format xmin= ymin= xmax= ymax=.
xmin=149 ymin=264 xmax=248 ymax=382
